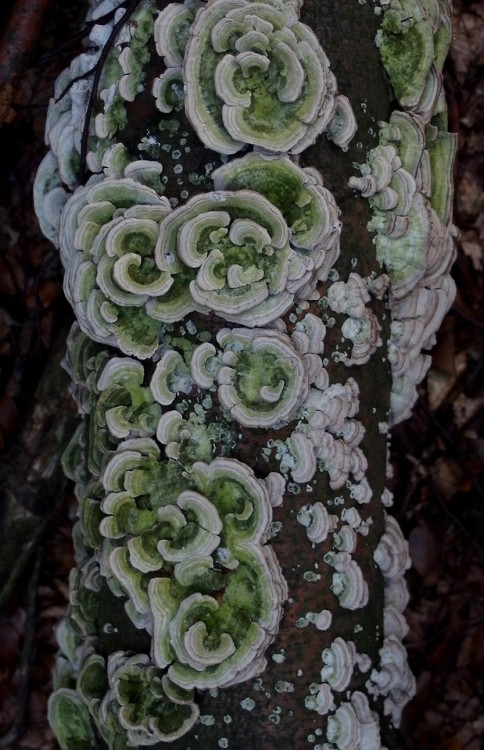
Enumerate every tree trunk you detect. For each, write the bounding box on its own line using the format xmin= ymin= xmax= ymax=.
xmin=32 ymin=0 xmax=456 ymax=748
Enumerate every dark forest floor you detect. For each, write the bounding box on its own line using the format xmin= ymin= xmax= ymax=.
xmin=0 ymin=1 xmax=482 ymax=748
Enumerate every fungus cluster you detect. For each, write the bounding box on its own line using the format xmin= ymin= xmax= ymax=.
xmin=155 ymin=0 xmax=356 ymax=154
xmin=33 ymin=0 xmax=455 ymax=744
xmin=280 ymin=373 xmax=367 ymax=490
xmin=351 ymin=2 xmax=457 ymax=424
xmin=369 ymin=513 xmax=415 ymax=724
xmin=53 ymin=143 xmax=345 ymax=360
xmin=327 ymin=274 xmax=383 ymax=366
xmin=376 ymin=0 xmax=452 ymax=120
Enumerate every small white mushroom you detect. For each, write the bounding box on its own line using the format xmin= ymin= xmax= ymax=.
xmin=350 ymin=691 xmax=383 ymax=750
xmin=297 ymin=502 xmax=337 ymax=544
xmin=305 ymin=682 xmax=336 ymax=716
xmin=190 ymin=343 xmax=221 ymax=389
xmin=374 ymin=515 xmax=411 ymax=581
xmin=368 ymin=636 xmax=416 ymax=727
xmin=329 ymin=558 xmax=369 ymax=611
xmin=321 ymin=637 xmax=356 ymax=691
xmin=326 ymin=702 xmax=360 ymax=750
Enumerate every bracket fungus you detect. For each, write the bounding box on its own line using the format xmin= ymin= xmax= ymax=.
xmin=215 ymin=327 xmax=309 ymax=427
xmin=376 ymin=0 xmax=452 ymax=120
xmin=326 ymin=701 xmax=360 ymax=750
xmin=320 ymin=637 xmax=357 ymax=692
xmin=368 ymin=636 xmax=417 ymax=727
xmin=32 ymin=0 xmax=456 ymax=744
xmin=351 ymin=102 xmax=456 ymax=426
xmin=326 ymin=554 xmax=369 ymax=612
xmin=58 ymin=160 xmax=173 ymax=358
xmin=155 ymin=0 xmax=356 ymax=155
xmin=91 ymin=443 xmax=288 ymax=690
xmin=297 ymin=502 xmax=338 ymax=545
xmin=155 ymin=186 xmax=320 ymax=326
xmin=212 ymin=153 xmax=342 ymax=290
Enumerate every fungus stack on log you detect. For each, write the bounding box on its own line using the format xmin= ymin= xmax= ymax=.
xmin=34 ymin=0 xmax=456 ymax=747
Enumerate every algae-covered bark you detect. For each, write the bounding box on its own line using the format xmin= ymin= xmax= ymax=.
xmin=33 ymin=0 xmax=456 ymax=748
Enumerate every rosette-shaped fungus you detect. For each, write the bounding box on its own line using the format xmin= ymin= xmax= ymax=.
xmin=73 ymin=650 xmax=199 ymax=747
xmin=214 ymin=327 xmax=309 ymax=427
xmin=212 ymin=153 xmax=341 ymax=291
xmin=96 ymin=441 xmax=287 ymax=689
xmin=59 ymin=161 xmax=173 ymax=358
xmin=156 ymin=0 xmax=351 ymax=154
xmin=105 ymin=652 xmax=199 ymax=744
xmin=87 ymin=356 xmax=162 ymax=475
xmin=148 ymin=460 xmax=288 ymax=689
xmin=154 ymin=189 xmax=301 ymax=326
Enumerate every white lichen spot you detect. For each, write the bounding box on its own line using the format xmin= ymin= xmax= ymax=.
xmin=201 ymin=394 xmax=213 ymax=409
xmin=332 ymin=351 xmax=348 ymax=363
xmin=272 ymin=650 xmax=285 ymax=664
xmin=269 ymin=521 xmax=283 ymax=539
xmin=102 ymin=622 xmax=118 ymax=634
xmin=275 ymin=681 xmax=294 ymax=693
xmin=199 ymin=715 xmax=215 ymax=726
xmin=296 ymin=617 xmax=309 ymax=628
xmin=240 ymin=697 xmax=256 ymax=711
xmin=303 ymin=571 xmax=321 ymax=581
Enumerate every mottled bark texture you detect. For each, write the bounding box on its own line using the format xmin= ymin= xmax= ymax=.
xmin=32 ymin=0 xmax=456 ymax=748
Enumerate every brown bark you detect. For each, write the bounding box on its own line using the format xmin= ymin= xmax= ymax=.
xmin=0 ymin=0 xmax=56 ymax=124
